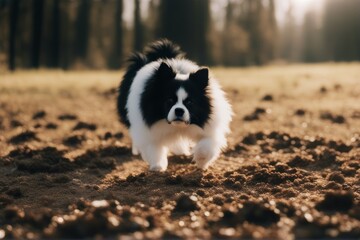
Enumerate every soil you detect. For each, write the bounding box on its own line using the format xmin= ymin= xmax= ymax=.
xmin=0 ymin=66 xmax=359 ymax=239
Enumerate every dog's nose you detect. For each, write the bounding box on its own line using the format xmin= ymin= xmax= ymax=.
xmin=175 ymin=108 xmax=185 ymax=117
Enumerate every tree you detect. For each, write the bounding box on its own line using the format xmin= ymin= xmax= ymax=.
xmin=240 ymin=0 xmax=276 ymax=65
xmin=224 ymin=0 xmax=277 ymax=66
xmin=109 ymin=0 xmax=123 ymax=69
xmin=46 ymin=0 xmax=60 ymax=68
xmin=31 ymin=0 xmax=45 ymax=68
xmin=222 ymin=0 xmax=249 ymax=66
xmin=74 ymin=0 xmax=91 ymax=61
xmin=278 ymin=4 xmax=298 ymax=62
xmin=245 ymin=0 xmax=263 ymax=64
xmin=267 ymin=0 xmax=276 ymax=60
xmin=134 ymin=0 xmax=143 ymax=51
xmin=302 ymin=11 xmax=322 ymax=62
xmin=193 ymin=0 xmax=211 ymax=64
xmin=59 ymin=1 xmax=72 ymax=70
xmin=9 ymin=0 xmax=19 ymax=70
xmin=143 ymin=0 xmax=158 ymax=44
xmin=157 ymin=0 xmax=211 ymax=64
xmin=323 ymin=0 xmax=360 ymax=61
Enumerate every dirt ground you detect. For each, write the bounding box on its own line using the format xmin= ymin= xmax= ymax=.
xmin=0 ymin=63 xmax=360 ymax=239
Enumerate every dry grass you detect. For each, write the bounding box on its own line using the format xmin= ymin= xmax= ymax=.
xmin=1 ymin=62 xmax=359 ymax=93
xmin=1 ymin=62 xmax=359 ymax=140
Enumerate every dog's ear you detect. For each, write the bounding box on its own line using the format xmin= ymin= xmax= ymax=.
xmin=157 ymin=62 xmax=176 ymax=80
xmin=190 ymin=68 xmax=209 ymax=89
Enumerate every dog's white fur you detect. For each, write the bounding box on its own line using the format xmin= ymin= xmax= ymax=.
xmin=127 ymin=59 xmax=232 ymax=171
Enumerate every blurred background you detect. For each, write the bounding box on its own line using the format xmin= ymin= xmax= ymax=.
xmin=0 ymin=0 xmax=359 ymax=71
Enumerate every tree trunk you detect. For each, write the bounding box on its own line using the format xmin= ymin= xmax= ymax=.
xmin=109 ymin=0 xmax=123 ymax=69
xmin=9 ymin=0 xmax=19 ymax=71
xmin=31 ymin=0 xmax=45 ymax=68
xmin=75 ymin=0 xmax=91 ymax=61
xmin=157 ymin=0 xmax=210 ymax=64
xmin=134 ymin=0 xmax=143 ymax=51
xmin=49 ymin=0 xmax=60 ymax=67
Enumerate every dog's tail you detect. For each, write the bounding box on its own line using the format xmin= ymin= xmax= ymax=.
xmin=145 ymin=39 xmax=184 ymax=62
xmin=123 ymin=39 xmax=182 ymax=75
xmin=125 ymin=52 xmax=148 ymax=76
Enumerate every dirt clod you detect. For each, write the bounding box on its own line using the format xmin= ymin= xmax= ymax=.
xmin=114 ymin=132 xmax=124 ymax=139
xmin=104 ymin=132 xmax=112 ymax=140
xmin=316 ymin=149 xmax=337 ymax=167
xmin=320 ymin=86 xmax=327 ymax=93
xmin=332 ymin=115 xmax=346 ymax=124
xmin=165 ymin=175 xmax=183 ymax=185
xmin=327 ymin=172 xmax=345 ymax=184
xmin=174 ymin=194 xmax=199 ymax=212
xmin=10 ymin=119 xmax=23 ymax=128
xmin=288 ymin=155 xmax=313 ymax=167
xmin=218 ymin=201 xmax=280 ymax=227
xmin=328 ymin=141 xmax=353 ymax=153
xmin=320 ymin=112 xmax=346 ymax=124
xmin=58 ymin=114 xmax=77 ymax=121
xmin=45 ymin=122 xmax=58 ymax=129
xmin=316 ymin=191 xmax=354 ymax=212
xmin=73 ymin=121 xmax=97 ymax=131
xmin=32 ymin=110 xmax=46 ymax=119
xmin=5 ymin=187 xmax=23 ymax=198
xmin=63 ymin=135 xmax=85 ymax=146
xmin=240 ymin=201 xmax=280 ymax=226
xmin=242 ymin=133 xmax=258 ymax=145
xmin=295 ymin=109 xmax=306 ymax=116
xmin=0 ymin=194 xmax=14 ymax=207
xmin=243 ymin=108 xmax=267 ymax=121
xmin=52 ymin=175 xmax=72 ymax=184
xmin=9 ymin=131 xmax=38 ymax=144
xmin=262 ymin=94 xmax=273 ymax=101
xmin=7 ymin=147 xmax=73 ymax=173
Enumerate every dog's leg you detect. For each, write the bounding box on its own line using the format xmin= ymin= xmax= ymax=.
xmin=143 ymin=144 xmax=168 ymax=171
xmin=193 ymin=138 xmax=222 ymax=170
xmin=132 ymin=145 xmax=139 ymax=155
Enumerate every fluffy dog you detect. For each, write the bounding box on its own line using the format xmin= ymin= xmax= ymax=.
xmin=117 ymin=40 xmax=232 ymax=171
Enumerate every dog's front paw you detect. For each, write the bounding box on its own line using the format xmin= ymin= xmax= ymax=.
xmin=149 ymin=164 xmax=167 ymax=172
xmin=193 ymin=140 xmax=219 ymax=170
xmin=132 ymin=145 xmax=139 ymax=155
xmin=194 ymin=151 xmax=215 ymax=170
xmin=193 ymin=154 xmax=211 ymax=170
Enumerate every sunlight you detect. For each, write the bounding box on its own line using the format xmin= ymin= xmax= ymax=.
xmin=292 ymin=0 xmax=313 ymax=9
xmin=290 ymin=0 xmax=324 ymax=13
xmin=276 ymin=0 xmax=325 ymax=24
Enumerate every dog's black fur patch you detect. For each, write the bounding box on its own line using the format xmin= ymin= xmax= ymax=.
xmin=117 ymin=40 xmax=183 ymax=127
xmin=117 ymin=53 xmax=147 ymax=127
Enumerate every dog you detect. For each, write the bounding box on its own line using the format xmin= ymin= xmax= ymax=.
xmin=117 ymin=39 xmax=232 ymax=171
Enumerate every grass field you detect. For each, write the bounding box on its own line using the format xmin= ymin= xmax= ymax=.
xmin=0 ymin=63 xmax=360 ymax=238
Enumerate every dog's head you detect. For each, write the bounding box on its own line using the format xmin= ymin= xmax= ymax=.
xmin=141 ymin=62 xmax=212 ymax=128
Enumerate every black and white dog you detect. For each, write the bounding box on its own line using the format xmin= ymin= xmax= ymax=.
xmin=117 ymin=40 xmax=232 ymax=171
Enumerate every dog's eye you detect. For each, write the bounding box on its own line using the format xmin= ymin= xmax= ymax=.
xmin=184 ymin=98 xmax=193 ymax=105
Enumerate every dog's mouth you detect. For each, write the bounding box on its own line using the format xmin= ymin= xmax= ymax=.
xmin=167 ymin=118 xmax=190 ymax=125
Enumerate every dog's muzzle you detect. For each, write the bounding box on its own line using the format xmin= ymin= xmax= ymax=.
xmin=167 ymin=107 xmax=190 ymax=125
